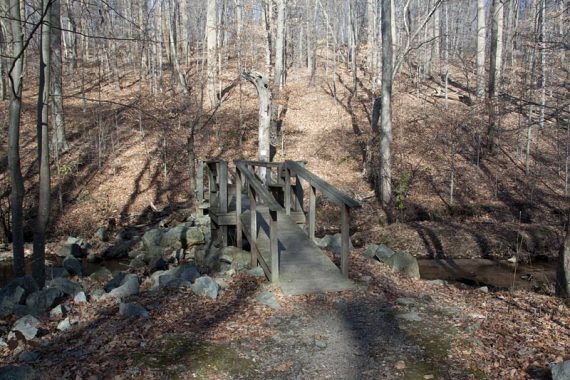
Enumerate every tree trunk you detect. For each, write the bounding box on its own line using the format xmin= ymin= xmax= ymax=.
xmin=242 ymin=71 xmax=272 ymax=179
xmin=274 ymin=0 xmax=287 ymax=89
xmin=0 ymin=23 xmax=6 ymax=101
xmin=476 ymin=0 xmax=486 ymax=99
xmin=33 ymin=0 xmax=52 ymax=288
xmin=206 ymin=0 xmax=218 ymax=107
xmin=379 ymin=0 xmax=393 ymax=211
xmin=487 ymin=0 xmax=504 ymax=154
xmin=556 ymin=219 xmax=570 ymax=298
xmin=168 ymin=0 xmax=188 ymax=95
xmin=7 ymin=0 xmax=26 ymax=278
xmin=51 ymin=0 xmax=68 ymax=155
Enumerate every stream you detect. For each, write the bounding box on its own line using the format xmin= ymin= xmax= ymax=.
xmin=418 ymin=258 xmax=557 ymax=291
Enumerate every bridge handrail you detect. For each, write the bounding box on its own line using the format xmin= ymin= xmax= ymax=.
xmin=235 ymin=161 xmax=285 ymax=212
xmin=283 ymin=160 xmax=361 ymax=209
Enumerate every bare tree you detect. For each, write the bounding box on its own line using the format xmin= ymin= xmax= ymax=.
xmin=51 ymin=0 xmax=68 ymax=155
xmin=476 ymin=0 xmax=486 ymax=99
xmin=206 ymin=0 xmax=218 ymax=107
xmin=379 ymin=0 xmax=393 ymax=210
xmin=487 ymin=0 xmax=504 ymax=154
xmin=557 ymin=218 xmax=570 ymax=298
xmin=6 ymin=0 xmax=26 ymax=278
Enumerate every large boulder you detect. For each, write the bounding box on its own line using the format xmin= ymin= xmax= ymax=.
xmin=119 ymin=302 xmax=149 ymax=318
xmin=191 ymin=275 xmax=219 ymax=300
xmin=11 ymin=315 xmax=41 ymax=340
xmin=25 ymin=288 xmax=65 ymax=313
xmin=47 ymin=278 xmax=83 ymax=296
xmin=104 ymin=274 xmax=139 ymax=300
xmin=142 ymin=229 xmax=163 ymax=250
xmin=220 ymin=246 xmax=251 ymax=271
xmin=89 ymin=267 xmax=112 ymax=282
xmin=0 ymin=285 xmax=26 ymax=317
xmin=160 ymin=224 xmax=187 ymax=248
xmin=185 ymin=227 xmax=206 ymax=247
xmin=103 ymin=272 xmax=127 ymax=292
xmin=364 ymin=244 xmax=420 ymax=279
xmin=63 ymin=255 xmax=82 ymax=276
xmin=315 ymin=233 xmax=353 ymax=255
xmin=174 ymin=264 xmax=200 ymax=283
xmin=0 ymin=365 xmax=37 ymax=380
xmin=56 ymin=243 xmax=85 ymax=258
xmin=551 ymin=361 xmax=570 ymax=380
xmin=45 ymin=266 xmax=69 ymax=280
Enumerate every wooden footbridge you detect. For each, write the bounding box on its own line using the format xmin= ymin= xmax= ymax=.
xmin=196 ymin=160 xmax=361 ymax=295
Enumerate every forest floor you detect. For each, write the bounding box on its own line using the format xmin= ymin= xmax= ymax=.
xmin=0 ymin=64 xmax=569 ymax=379
xmin=0 ymin=251 xmax=568 ymax=379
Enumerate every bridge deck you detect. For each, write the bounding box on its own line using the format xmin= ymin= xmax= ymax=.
xmin=240 ymin=208 xmax=355 ymax=295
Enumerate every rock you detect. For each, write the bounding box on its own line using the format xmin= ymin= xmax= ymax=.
xmin=191 ymin=276 xmax=219 ymax=300
xmin=185 ymin=227 xmax=206 ymax=247
xmin=551 ymin=360 xmax=570 ymax=380
xmin=25 ymin=288 xmax=64 ymax=313
xmin=18 ymin=351 xmax=40 ymax=363
xmin=73 ymin=292 xmax=87 ymax=304
xmin=119 ymin=302 xmax=149 ymax=318
xmin=158 ymin=273 xmax=177 ymax=288
xmin=45 ymin=266 xmax=69 ymax=280
xmin=315 ymin=340 xmax=327 ymax=349
xmin=397 ymin=312 xmax=423 ymax=322
xmin=174 ymin=264 xmax=200 ymax=283
xmin=396 ymin=297 xmax=416 ymax=307
xmin=103 ymin=272 xmax=127 ymax=292
xmin=149 ymin=257 xmax=168 ymax=272
xmin=63 ymin=255 xmax=82 ymax=276
xmin=94 ymin=227 xmax=110 ymax=242
xmin=0 ymin=338 xmax=6 ymax=348
xmin=57 ymin=317 xmax=72 ymax=332
xmin=386 ymin=251 xmax=420 ymax=279
xmin=129 ymin=257 xmax=146 ymax=269
xmin=477 ymin=286 xmax=489 ymax=293
xmin=3 ymin=277 xmax=39 ymax=299
xmin=221 ymin=246 xmax=251 ymax=271
xmin=90 ymin=289 xmax=105 ymax=301
xmin=89 ymin=268 xmax=112 ymax=282
xmin=0 ymin=365 xmax=37 ymax=380
xmin=315 ymin=233 xmax=353 ymax=255
xmin=256 ymin=291 xmax=281 ymax=309
xmin=103 ymin=240 xmax=132 ymax=259
xmin=12 ymin=315 xmax=41 ymax=340
xmin=56 ymin=243 xmax=84 ymax=258
xmin=86 ymin=253 xmax=101 ymax=264
xmin=395 ymin=360 xmax=407 ymax=370
xmin=105 ymin=274 xmax=139 ymax=299
xmin=169 ymin=248 xmax=185 ymax=264
xmin=160 ymin=225 xmax=187 ymax=248
xmin=142 ymin=229 xmax=163 ymax=250
xmin=49 ymin=305 xmax=67 ymax=317
xmin=0 ymin=284 xmax=26 ymax=317
xmin=246 ymin=267 xmax=266 ymax=277
xmin=47 ymin=278 xmax=83 ymax=296
xmin=426 ymin=279 xmax=447 ymax=286
xmin=191 ymin=214 xmax=211 ymax=227
xmin=507 ymin=256 xmax=517 ymax=263
xmin=66 ymin=236 xmax=87 ymax=248
xmin=366 ymin=244 xmax=396 ymax=262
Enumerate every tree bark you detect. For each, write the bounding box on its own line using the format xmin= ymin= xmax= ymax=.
xmin=274 ymin=0 xmax=287 ymax=89
xmin=476 ymin=0 xmax=486 ymax=99
xmin=379 ymin=0 xmax=393 ymax=210
xmin=206 ymin=0 xmax=218 ymax=107
xmin=51 ymin=0 xmax=68 ymax=155
xmin=487 ymin=0 xmax=504 ymax=154
xmin=242 ymin=70 xmax=272 ymax=179
xmin=557 ymin=218 xmax=570 ymax=298
xmin=7 ymin=0 xmax=26 ymax=278
xmin=33 ymin=0 xmax=52 ymax=288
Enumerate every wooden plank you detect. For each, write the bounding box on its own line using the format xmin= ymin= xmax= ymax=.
xmin=236 ymin=170 xmax=242 ymax=249
xmin=270 ymin=210 xmax=279 ymax=282
xmin=341 ymin=204 xmax=350 ymax=278
xmin=196 ymin=160 xmax=204 ymax=213
xmin=293 ymin=175 xmax=304 ymax=212
xmin=284 ymin=168 xmax=291 ymax=215
xmin=308 ymin=185 xmax=316 ymax=242
xmin=236 ymin=161 xmax=284 ymax=213
xmin=284 ymin=160 xmax=361 ymax=209
xmin=219 ymin=162 xmax=228 ymax=213
xmin=249 ymin=187 xmax=257 ymax=267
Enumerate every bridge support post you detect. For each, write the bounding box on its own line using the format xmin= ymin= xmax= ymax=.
xmin=249 ymin=188 xmax=257 ymax=268
xmin=236 ymin=169 xmax=243 ymax=249
xmin=341 ymin=205 xmax=350 ymax=278
xmin=308 ymin=185 xmax=316 ymax=242
xmin=270 ymin=209 xmax=279 ymax=282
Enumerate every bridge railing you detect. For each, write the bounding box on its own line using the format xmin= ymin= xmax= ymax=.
xmin=283 ymin=160 xmax=361 ymax=277
xmin=235 ymin=160 xmax=285 ymax=282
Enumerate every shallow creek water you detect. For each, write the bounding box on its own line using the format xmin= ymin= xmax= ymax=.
xmin=418 ymin=258 xmax=556 ymax=291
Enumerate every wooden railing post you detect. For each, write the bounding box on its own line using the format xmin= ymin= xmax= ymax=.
xmin=284 ymin=168 xmax=291 ymax=215
xmin=341 ymin=205 xmax=350 ymax=278
xmin=196 ymin=160 xmax=204 ymax=213
xmin=219 ymin=162 xmax=228 ymax=247
xmin=236 ymin=168 xmax=242 ymax=249
xmin=293 ymin=175 xmax=304 ymax=212
xmin=270 ymin=209 xmax=279 ymax=282
xmin=308 ymin=185 xmax=316 ymax=242
xmin=248 ymin=186 xmax=257 ymax=267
